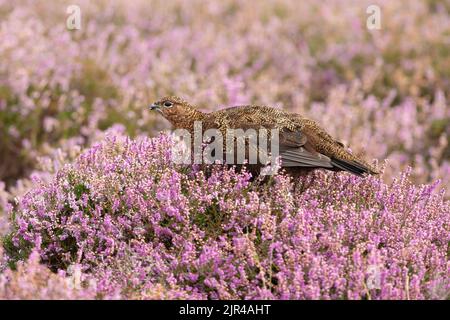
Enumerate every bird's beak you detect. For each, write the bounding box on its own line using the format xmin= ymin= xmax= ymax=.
xmin=149 ymin=103 xmax=160 ymax=111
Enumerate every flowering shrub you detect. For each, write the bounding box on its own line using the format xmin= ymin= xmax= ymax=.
xmin=0 ymin=248 xmax=98 ymax=300
xmin=2 ymin=134 xmax=449 ymax=299
xmin=0 ymin=0 xmax=448 ymax=195
xmin=0 ymin=0 xmax=449 ymax=300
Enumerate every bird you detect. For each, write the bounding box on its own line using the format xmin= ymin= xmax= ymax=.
xmin=149 ymin=95 xmax=379 ymax=178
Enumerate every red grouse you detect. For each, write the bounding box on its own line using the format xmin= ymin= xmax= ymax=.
xmin=149 ymin=96 xmax=378 ymax=177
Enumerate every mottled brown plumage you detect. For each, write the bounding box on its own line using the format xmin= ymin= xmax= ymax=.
xmin=149 ymin=96 xmax=379 ymax=177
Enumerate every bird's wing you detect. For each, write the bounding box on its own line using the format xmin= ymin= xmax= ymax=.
xmin=288 ymin=115 xmax=346 ymax=147
xmin=213 ymin=107 xmax=375 ymax=175
xmin=224 ymin=116 xmax=334 ymax=169
xmin=277 ymin=129 xmax=333 ymax=168
xmin=278 ymin=131 xmax=375 ymax=175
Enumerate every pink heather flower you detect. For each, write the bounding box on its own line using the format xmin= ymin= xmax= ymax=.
xmin=0 ymin=0 xmax=449 ymax=300
xmin=2 ymin=133 xmax=448 ymax=300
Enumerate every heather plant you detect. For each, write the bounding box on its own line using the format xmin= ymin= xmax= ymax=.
xmin=2 ymin=134 xmax=448 ymax=299
xmin=0 ymin=247 xmax=98 ymax=299
xmin=0 ymin=0 xmax=448 ymax=196
xmin=0 ymin=0 xmax=449 ymax=300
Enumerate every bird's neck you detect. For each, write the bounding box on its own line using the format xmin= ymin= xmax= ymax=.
xmin=171 ymin=107 xmax=206 ymax=131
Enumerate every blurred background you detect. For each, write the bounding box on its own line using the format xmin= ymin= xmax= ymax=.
xmin=0 ymin=0 xmax=449 ymax=209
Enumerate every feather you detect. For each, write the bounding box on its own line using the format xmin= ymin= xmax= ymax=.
xmin=280 ymin=148 xmax=333 ymax=168
xmin=149 ymin=96 xmax=379 ymax=177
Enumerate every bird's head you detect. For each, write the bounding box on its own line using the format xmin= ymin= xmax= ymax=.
xmin=149 ymin=96 xmax=204 ymax=128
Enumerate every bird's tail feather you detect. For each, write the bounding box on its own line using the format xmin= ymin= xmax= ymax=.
xmin=330 ymin=158 xmax=377 ymax=176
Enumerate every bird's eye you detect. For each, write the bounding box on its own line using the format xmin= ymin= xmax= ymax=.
xmin=164 ymin=101 xmax=173 ymax=108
